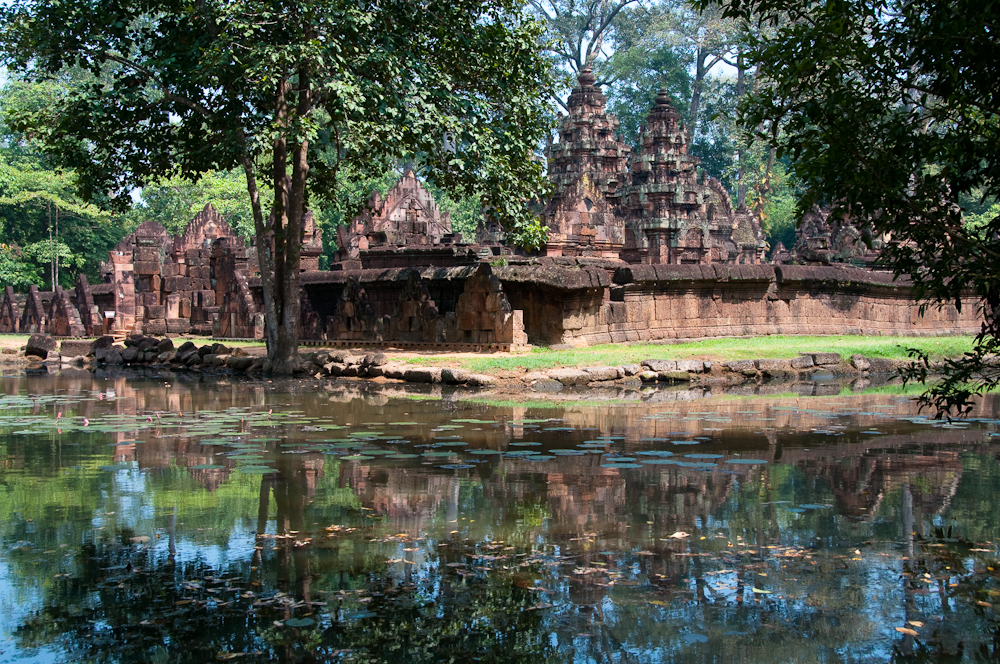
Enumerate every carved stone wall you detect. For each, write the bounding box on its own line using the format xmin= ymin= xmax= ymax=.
xmin=785 ymin=205 xmax=882 ymax=266
xmin=0 ymin=286 xmax=21 ymax=333
xmin=74 ymin=274 xmax=99 ymax=336
xmin=212 ymin=239 xmax=263 ymax=339
xmin=19 ymin=285 xmax=52 ymax=334
xmin=46 ymin=286 xmax=86 ymax=337
xmin=501 ymin=262 xmax=978 ymax=345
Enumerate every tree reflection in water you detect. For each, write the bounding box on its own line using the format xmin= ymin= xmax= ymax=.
xmin=1 ymin=374 xmax=1000 ymax=662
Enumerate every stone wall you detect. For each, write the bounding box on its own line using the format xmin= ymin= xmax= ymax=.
xmin=0 ymin=286 xmax=21 ymax=333
xmin=497 ymin=261 xmax=979 ymax=345
xmin=280 ymin=264 xmax=526 ymax=347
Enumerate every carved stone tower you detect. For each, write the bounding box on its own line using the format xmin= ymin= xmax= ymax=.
xmin=541 ymin=68 xmax=631 ymax=258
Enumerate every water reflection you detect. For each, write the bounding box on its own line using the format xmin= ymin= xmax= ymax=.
xmin=0 ymin=373 xmax=999 ymax=662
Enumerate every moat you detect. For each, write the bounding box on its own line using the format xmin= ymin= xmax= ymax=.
xmin=1 ymin=373 xmax=999 ymax=663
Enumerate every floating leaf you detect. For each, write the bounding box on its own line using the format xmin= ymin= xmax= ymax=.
xmin=284 ymin=617 xmax=315 ymax=628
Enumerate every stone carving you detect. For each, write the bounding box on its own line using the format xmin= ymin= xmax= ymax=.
xmin=390 ymin=271 xmax=443 ymax=342
xmin=616 ymin=91 xmax=765 ymax=265
xmin=336 ymin=170 xmax=499 ymax=269
xmin=0 ymin=286 xmax=21 ymax=333
xmin=787 ymin=205 xmax=882 ymax=266
xmin=541 ymin=68 xmax=630 ymax=258
xmin=74 ymin=274 xmax=99 ymax=336
xmin=337 ymin=170 xmax=452 ymax=260
xmin=19 ymin=285 xmax=52 ymax=334
xmin=326 ymin=277 xmax=382 ymax=342
xmin=46 ymin=286 xmax=86 ymax=337
xmin=448 ymin=263 xmax=526 ymax=346
xmin=540 ymin=73 xmax=765 ymax=265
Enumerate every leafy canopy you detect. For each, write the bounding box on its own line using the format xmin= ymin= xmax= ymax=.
xmin=701 ymin=0 xmax=1000 ymax=413
xmin=0 ymin=0 xmax=554 ymax=247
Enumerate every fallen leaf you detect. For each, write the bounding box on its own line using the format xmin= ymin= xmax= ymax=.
xmin=895 ymin=627 xmax=918 ymax=636
xmin=668 ymin=531 xmax=690 ymax=539
xmin=751 ymin=587 xmax=772 ymax=594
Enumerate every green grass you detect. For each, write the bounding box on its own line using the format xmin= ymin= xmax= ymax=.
xmin=406 ymin=335 xmax=975 ymax=374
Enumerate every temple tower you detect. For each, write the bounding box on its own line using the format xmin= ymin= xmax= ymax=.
xmin=541 ymin=68 xmax=631 ymax=258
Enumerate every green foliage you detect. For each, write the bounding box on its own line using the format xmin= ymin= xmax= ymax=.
xmin=702 ymin=0 xmax=1000 ymax=414
xmin=125 ymin=170 xmax=269 ymax=240
xmin=0 ymin=243 xmax=39 ymax=289
xmin=0 ymin=78 xmax=128 ymax=290
xmin=759 ymin=162 xmax=797 ymax=253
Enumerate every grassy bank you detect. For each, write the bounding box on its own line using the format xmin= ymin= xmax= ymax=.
xmin=411 ymin=335 xmax=975 ymax=374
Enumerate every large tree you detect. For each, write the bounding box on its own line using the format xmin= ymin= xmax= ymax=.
xmin=0 ymin=0 xmax=552 ymax=375
xmin=701 ymin=0 xmax=1000 ymax=414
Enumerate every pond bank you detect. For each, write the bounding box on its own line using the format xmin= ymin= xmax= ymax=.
xmin=1 ymin=332 xmax=941 ymax=396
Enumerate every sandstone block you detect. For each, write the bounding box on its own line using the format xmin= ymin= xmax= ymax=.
xmin=227 ymin=355 xmax=256 ymax=371
xmin=26 ymin=334 xmax=57 ymax=358
xmin=548 ymin=368 xmax=590 ymax=385
xmin=380 ymin=364 xmax=407 ymax=380
xmin=95 ymin=347 xmax=123 ymax=365
xmin=642 ymin=359 xmax=676 ymax=372
xmin=93 ymin=336 xmax=115 ymax=350
xmin=60 ymin=340 xmax=94 ymax=357
xmin=583 ymin=366 xmax=618 ymax=382
xmin=441 ymin=368 xmax=471 ymax=384
xmin=810 ymin=352 xmax=842 ymax=365
xmin=133 ymin=261 xmax=160 ymax=275
xmin=466 ymin=373 xmax=496 ymax=387
xmin=865 ymin=357 xmax=906 ymax=373
xmin=790 ymin=355 xmax=814 ymax=369
xmin=621 ymin=363 xmax=642 ymax=376
xmin=165 ymin=319 xmax=189 ymax=334
xmin=850 ymin=354 xmax=871 ymax=371
xmin=143 ymin=319 xmax=165 ymax=336
xmin=723 ymin=359 xmax=758 ymax=376
xmin=146 ymin=305 xmax=166 ymax=319
xmin=639 ymin=371 xmax=659 ymax=382
xmin=675 ymin=359 xmax=707 ymax=373
xmin=164 ymin=276 xmax=190 ymax=292
xmin=403 ymin=367 xmax=441 ymax=383
xmin=362 ymin=352 xmax=387 ymax=367
xmin=658 ymin=370 xmax=692 ymax=381
xmin=755 ymin=358 xmax=794 ymax=376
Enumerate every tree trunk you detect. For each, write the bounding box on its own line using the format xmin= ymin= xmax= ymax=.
xmin=688 ymin=47 xmax=707 ymax=145
xmin=736 ymin=50 xmax=747 ymax=209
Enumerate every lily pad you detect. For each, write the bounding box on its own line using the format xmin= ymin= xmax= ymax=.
xmin=284 ymin=617 xmax=315 ymax=628
xmin=238 ymin=466 xmax=278 ymax=474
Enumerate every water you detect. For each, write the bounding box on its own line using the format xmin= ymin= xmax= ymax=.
xmin=0 ymin=372 xmax=999 ymax=662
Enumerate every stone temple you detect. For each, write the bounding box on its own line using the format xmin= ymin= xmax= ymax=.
xmin=0 ymin=72 xmax=977 ymax=347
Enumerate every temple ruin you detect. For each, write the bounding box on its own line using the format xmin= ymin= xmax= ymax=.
xmin=0 ymin=73 xmax=979 ymax=348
